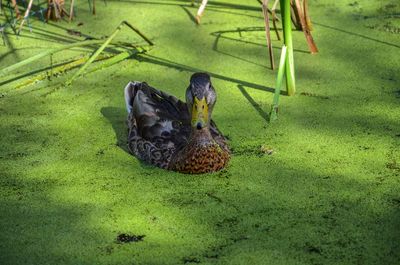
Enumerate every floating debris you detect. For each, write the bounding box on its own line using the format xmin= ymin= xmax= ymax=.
xmin=66 ymin=29 xmax=82 ymax=37
xmin=116 ymin=233 xmax=145 ymax=244
xmin=260 ymin=145 xmax=274 ymax=155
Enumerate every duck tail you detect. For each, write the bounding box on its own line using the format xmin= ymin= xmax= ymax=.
xmin=124 ymin=81 xmax=141 ymax=113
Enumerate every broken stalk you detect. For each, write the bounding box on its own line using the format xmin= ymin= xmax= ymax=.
xmin=66 ymin=21 xmax=153 ymax=85
xmin=294 ymin=0 xmax=318 ymax=53
xmin=195 ymin=0 xmax=208 ymax=24
xmin=69 ymin=0 xmax=74 ymax=21
xmin=261 ymin=0 xmax=274 ymax=69
xmin=271 ymin=0 xmax=281 ymax=40
xmin=269 ymin=45 xmax=287 ymax=122
xmin=303 ymin=0 xmax=313 ymax=31
xmin=11 ymin=0 xmax=20 ymax=18
xmin=17 ymin=0 xmax=34 ymax=34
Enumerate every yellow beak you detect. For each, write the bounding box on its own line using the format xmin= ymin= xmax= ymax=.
xmin=191 ymin=97 xmax=208 ymax=129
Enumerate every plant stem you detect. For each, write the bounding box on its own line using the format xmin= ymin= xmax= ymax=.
xmin=0 ymin=21 xmax=153 ymax=78
xmin=294 ymin=0 xmax=318 ymax=53
xmin=66 ymin=21 xmax=153 ymax=85
xmin=270 ymin=45 xmax=287 ymax=122
xmin=195 ymin=0 xmax=208 ymax=24
xmin=66 ymin=25 xmax=124 ymax=85
xmin=11 ymin=0 xmax=21 ymax=19
xmin=122 ymin=20 xmax=154 ymax=46
xmin=271 ymin=0 xmax=281 ymax=40
xmin=69 ymin=0 xmax=74 ymax=21
xmin=15 ymin=55 xmax=92 ymax=89
xmin=14 ymin=50 xmax=137 ymax=89
xmin=17 ymin=0 xmax=34 ymax=35
xmin=303 ymin=0 xmax=313 ymax=31
xmin=0 ymin=39 xmax=105 ymax=76
xmin=280 ymin=0 xmax=295 ymax=95
xmin=86 ymin=50 xmax=136 ymax=74
xmin=261 ymin=0 xmax=274 ymax=70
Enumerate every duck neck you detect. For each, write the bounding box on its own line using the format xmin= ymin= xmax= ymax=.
xmin=189 ymin=127 xmax=214 ymax=146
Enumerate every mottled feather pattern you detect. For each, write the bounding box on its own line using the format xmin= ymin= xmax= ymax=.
xmin=126 ymin=89 xmax=178 ymax=169
xmin=169 ymin=142 xmax=230 ymax=174
xmin=125 ymin=78 xmax=230 ymax=173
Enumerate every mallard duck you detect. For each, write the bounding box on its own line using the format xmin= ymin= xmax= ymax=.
xmin=124 ymin=73 xmax=230 ymax=174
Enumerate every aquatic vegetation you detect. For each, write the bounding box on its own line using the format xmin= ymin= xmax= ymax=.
xmin=0 ymin=1 xmax=399 ymax=264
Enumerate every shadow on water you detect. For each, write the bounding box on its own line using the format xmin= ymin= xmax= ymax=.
xmin=107 ymin=0 xmax=262 ymax=12
xmin=202 ymin=5 xmax=264 ymax=19
xmin=180 ymin=5 xmax=198 ymax=25
xmin=314 ymin=21 xmax=400 ymax=49
xmin=101 ymin=106 xmax=130 ymax=154
xmin=211 ymin=27 xmax=309 ymax=54
xmin=135 ymin=53 xmax=275 ymax=93
xmin=237 ymin=84 xmax=270 ymax=122
xmin=212 ymin=32 xmax=270 ymax=69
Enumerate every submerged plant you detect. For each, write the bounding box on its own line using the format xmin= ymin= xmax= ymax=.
xmin=0 ymin=21 xmax=153 ymax=88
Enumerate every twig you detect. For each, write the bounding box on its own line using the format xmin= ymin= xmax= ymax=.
xmin=61 ymin=6 xmax=69 ymax=17
xmin=122 ymin=20 xmax=154 ymax=46
xmin=195 ymin=0 xmax=208 ymax=24
xmin=261 ymin=0 xmax=274 ymax=69
xmin=290 ymin=0 xmax=301 ymax=30
xmin=53 ymin=0 xmax=61 ymax=20
xmin=257 ymin=0 xmax=275 ymax=15
xmin=294 ymin=0 xmax=318 ymax=53
xmin=46 ymin=0 xmax=51 ymax=21
xmin=271 ymin=0 xmax=280 ymax=40
xmin=1 ymin=26 xmax=6 ymax=46
xmin=17 ymin=0 xmax=34 ymax=35
xmin=303 ymin=0 xmax=313 ymax=31
xmin=11 ymin=0 xmax=20 ymax=19
xmin=69 ymin=0 xmax=74 ymax=21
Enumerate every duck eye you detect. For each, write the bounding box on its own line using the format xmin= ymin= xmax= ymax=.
xmin=202 ymin=105 xmax=205 ymax=109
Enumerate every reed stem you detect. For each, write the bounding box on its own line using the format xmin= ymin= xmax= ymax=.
xmin=261 ymin=0 xmax=275 ymax=70
xmin=66 ymin=21 xmax=153 ymax=85
xmin=269 ymin=45 xmax=287 ymax=122
xmin=280 ymin=0 xmax=295 ymax=95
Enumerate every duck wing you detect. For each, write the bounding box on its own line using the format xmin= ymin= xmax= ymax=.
xmin=124 ymin=81 xmax=190 ymax=168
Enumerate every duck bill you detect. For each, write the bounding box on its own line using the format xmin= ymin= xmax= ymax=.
xmin=191 ymin=97 xmax=209 ymax=130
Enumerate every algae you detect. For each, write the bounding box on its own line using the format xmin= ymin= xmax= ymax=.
xmin=0 ymin=0 xmax=399 ymax=264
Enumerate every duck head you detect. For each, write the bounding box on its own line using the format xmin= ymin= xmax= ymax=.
xmin=186 ymin=73 xmax=216 ymax=131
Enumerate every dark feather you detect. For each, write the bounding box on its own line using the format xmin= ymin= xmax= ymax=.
xmin=125 ymin=81 xmax=229 ymax=170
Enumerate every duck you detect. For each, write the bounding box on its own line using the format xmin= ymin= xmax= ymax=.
xmin=124 ymin=73 xmax=230 ymax=174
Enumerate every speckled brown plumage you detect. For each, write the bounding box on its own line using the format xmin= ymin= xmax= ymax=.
xmin=168 ymin=129 xmax=230 ymax=174
xmin=124 ymin=73 xmax=230 ymax=174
